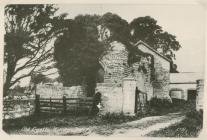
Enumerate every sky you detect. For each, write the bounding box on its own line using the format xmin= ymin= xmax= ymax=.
xmin=7 ymin=3 xmax=205 ymax=87
xmin=56 ymin=3 xmax=205 ymax=73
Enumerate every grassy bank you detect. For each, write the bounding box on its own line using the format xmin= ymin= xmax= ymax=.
xmin=146 ymin=110 xmax=203 ymax=137
xmin=3 ymin=98 xmax=198 ymax=136
xmin=2 ymin=112 xmax=147 ymax=135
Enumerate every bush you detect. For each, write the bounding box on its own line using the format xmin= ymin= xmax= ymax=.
xmin=149 ymin=97 xmax=172 ymax=109
xmin=175 ymin=109 xmax=203 ymax=137
xmin=171 ymin=98 xmax=186 ymax=106
xmin=183 ymin=110 xmax=203 ymax=131
xmin=146 ymin=97 xmax=175 ymax=115
xmin=171 ymin=109 xmax=203 ymax=137
xmin=171 ymin=98 xmax=196 ymax=113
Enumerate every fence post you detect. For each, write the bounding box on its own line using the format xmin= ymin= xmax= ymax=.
xmin=35 ymin=94 xmax=40 ymax=114
xmin=63 ymin=96 xmax=66 ymax=114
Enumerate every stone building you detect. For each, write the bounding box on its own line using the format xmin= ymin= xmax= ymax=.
xmin=169 ymin=72 xmax=203 ymax=101
xmin=96 ymin=40 xmax=172 ymax=115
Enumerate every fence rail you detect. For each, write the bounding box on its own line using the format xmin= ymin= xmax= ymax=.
xmin=35 ymin=95 xmax=94 ymax=114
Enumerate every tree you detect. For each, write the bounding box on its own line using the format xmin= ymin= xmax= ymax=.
xmin=54 ymin=13 xmax=133 ymax=96
xmin=54 ymin=13 xmax=182 ymax=97
xmin=99 ymin=12 xmax=131 ymax=44
xmin=4 ymin=4 xmax=66 ymax=96
xmin=30 ymin=73 xmax=51 ymax=85
xmin=130 ymin=16 xmax=181 ymax=72
xmin=130 ymin=16 xmax=181 ymax=66
xmin=54 ymin=15 xmax=107 ymax=96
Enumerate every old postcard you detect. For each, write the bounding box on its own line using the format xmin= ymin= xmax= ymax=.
xmin=0 ymin=0 xmax=206 ymax=139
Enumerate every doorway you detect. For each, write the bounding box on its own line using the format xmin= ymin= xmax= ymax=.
xmin=187 ymin=90 xmax=196 ymax=101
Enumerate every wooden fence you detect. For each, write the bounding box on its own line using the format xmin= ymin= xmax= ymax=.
xmin=35 ymin=95 xmax=94 ymax=114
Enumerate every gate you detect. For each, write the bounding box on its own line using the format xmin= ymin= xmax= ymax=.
xmin=135 ymin=87 xmax=147 ymax=113
xmin=35 ymin=95 xmax=94 ymax=115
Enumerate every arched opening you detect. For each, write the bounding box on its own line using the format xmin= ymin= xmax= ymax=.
xmin=187 ymin=89 xmax=196 ymax=102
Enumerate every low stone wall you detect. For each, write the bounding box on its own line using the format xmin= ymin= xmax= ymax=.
xmin=3 ymin=97 xmax=35 ymax=119
xmin=36 ymin=84 xmax=86 ymax=98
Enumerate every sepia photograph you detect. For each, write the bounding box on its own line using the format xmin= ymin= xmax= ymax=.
xmin=1 ymin=1 xmax=205 ymax=138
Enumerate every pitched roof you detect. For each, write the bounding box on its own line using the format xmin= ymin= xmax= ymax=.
xmin=133 ymin=40 xmax=172 ymax=62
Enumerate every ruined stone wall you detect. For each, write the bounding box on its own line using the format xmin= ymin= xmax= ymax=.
xmin=3 ymin=97 xmax=35 ymax=119
xmin=96 ymin=83 xmax=123 ymax=114
xmin=137 ymin=43 xmax=171 ymax=100
xmin=96 ymin=41 xmax=155 ymax=114
xmin=36 ymin=84 xmax=86 ymax=98
xmin=96 ymin=41 xmax=171 ymax=114
xmin=132 ymin=58 xmax=153 ymax=101
xmin=153 ymin=57 xmax=170 ymax=99
xmin=99 ymin=41 xmax=153 ymax=101
xmin=97 ymin=42 xmax=127 ymax=114
xmin=99 ymin=41 xmax=129 ymax=85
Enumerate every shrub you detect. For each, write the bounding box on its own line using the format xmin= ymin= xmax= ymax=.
xmin=167 ymin=109 xmax=203 ymax=137
xmin=171 ymin=98 xmax=186 ymax=106
xmin=171 ymin=98 xmax=196 ymax=113
xmin=146 ymin=97 xmax=173 ymax=115
xmin=149 ymin=97 xmax=172 ymax=109
xmin=183 ymin=109 xmax=203 ymax=130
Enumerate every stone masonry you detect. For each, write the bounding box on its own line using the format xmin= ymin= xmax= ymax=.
xmin=96 ymin=40 xmax=171 ymax=115
xmin=35 ymin=84 xmax=87 ymax=98
xmin=135 ymin=41 xmax=171 ymax=100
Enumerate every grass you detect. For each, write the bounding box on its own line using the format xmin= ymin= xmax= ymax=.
xmin=100 ymin=112 xmax=146 ymax=124
xmin=3 ymin=98 xmax=199 ymax=136
xmin=2 ymin=112 xmax=147 ymax=135
xmin=3 ymin=114 xmax=98 ymax=131
xmin=146 ymin=109 xmax=203 ymax=137
xmin=145 ymin=99 xmax=202 ymax=137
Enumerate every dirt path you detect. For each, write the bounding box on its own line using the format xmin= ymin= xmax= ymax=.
xmin=90 ymin=112 xmax=185 ymax=136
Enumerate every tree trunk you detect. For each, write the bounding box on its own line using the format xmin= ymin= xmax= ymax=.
xmin=86 ymin=72 xmax=96 ymax=97
xmin=3 ymin=83 xmax=10 ymax=97
xmin=3 ymin=57 xmax=16 ymax=97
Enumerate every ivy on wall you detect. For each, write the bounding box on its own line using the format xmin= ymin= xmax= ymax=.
xmin=126 ymin=43 xmax=155 ymax=82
